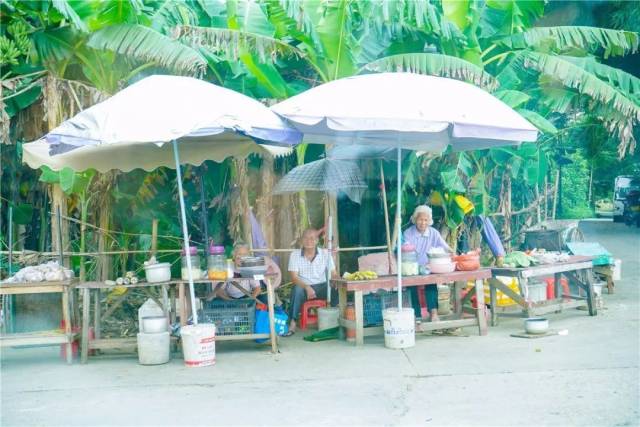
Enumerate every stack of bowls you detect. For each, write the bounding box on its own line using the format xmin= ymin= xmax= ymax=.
xmin=427 ymin=252 xmax=456 ymax=274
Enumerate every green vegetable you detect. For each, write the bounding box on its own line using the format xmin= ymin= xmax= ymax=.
xmin=504 ymin=251 xmax=538 ymax=268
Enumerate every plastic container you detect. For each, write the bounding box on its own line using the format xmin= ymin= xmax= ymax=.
xmin=181 ymin=323 xmax=216 ymax=367
xmin=363 ymin=290 xmax=412 ymax=326
xmin=400 ymin=245 xmax=419 ymax=276
xmin=181 ymin=246 xmax=202 ymax=280
xmin=437 ymin=285 xmax=451 ymax=315
xmin=317 ymin=307 xmax=339 ymax=331
xmin=526 ymin=281 xmax=547 ymax=303
xmin=207 ymin=245 xmax=227 ymax=280
xmin=199 ymin=298 xmax=256 ymax=335
xmin=428 ymin=262 xmax=457 ymax=274
xmin=383 ymin=308 xmax=415 ymax=349
xmin=142 ymin=316 xmax=168 ymax=333
xmin=344 ymin=304 xmax=356 ymax=341
xmin=144 ymin=262 xmax=171 ymax=283
xmin=137 ymin=331 xmax=170 ymax=365
xmin=138 ymin=298 xmax=165 ymax=332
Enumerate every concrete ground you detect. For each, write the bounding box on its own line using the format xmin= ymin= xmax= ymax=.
xmin=1 ymin=220 xmax=638 ymax=427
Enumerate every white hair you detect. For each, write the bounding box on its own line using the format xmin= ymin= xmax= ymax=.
xmin=410 ymin=205 xmax=434 ymax=226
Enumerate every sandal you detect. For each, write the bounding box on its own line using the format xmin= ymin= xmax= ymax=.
xmin=283 ymin=330 xmax=296 ymax=337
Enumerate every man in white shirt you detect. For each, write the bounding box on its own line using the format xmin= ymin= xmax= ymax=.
xmin=285 ymin=228 xmax=338 ymax=336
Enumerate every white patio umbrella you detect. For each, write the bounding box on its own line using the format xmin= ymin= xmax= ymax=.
xmin=272 ymin=72 xmax=538 ymax=312
xmin=23 ymin=75 xmax=302 ymax=324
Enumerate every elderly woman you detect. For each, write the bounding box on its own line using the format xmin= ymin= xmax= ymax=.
xmin=403 ymin=205 xmax=451 ymax=322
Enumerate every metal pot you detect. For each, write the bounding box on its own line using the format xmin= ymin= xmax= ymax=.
xmin=524 ymin=317 xmax=549 ymax=334
xmin=239 ymin=256 xmax=265 ymax=267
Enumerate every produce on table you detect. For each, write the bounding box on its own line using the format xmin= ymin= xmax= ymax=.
xmin=342 ymin=271 xmax=379 ymax=281
xmin=2 ymin=261 xmax=74 ymax=283
xmin=503 ymin=251 xmax=539 ymax=268
xmin=453 ymin=248 xmax=481 ymax=271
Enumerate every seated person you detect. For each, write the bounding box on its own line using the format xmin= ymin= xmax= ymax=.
xmin=285 ymin=228 xmax=338 ymax=336
xmin=403 ymin=205 xmax=452 ymax=322
xmin=207 ymin=243 xmax=281 ymax=302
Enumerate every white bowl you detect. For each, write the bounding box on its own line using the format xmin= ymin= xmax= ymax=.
xmin=524 ymin=317 xmax=549 ymax=334
xmin=142 ymin=316 xmax=168 ymax=333
xmin=429 ymin=256 xmax=453 ymax=265
xmin=144 ymin=262 xmax=171 ymax=283
xmin=428 ymin=262 xmax=457 ymax=274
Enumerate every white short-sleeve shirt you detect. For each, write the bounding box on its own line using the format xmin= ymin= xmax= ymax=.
xmin=288 ymin=248 xmax=335 ymax=285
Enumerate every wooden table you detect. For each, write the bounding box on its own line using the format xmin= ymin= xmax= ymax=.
xmin=489 ymin=255 xmax=597 ymax=326
xmin=332 ymin=269 xmax=492 ymax=346
xmin=175 ymin=275 xmax=279 ymax=353
xmin=78 ymin=275 xmax=279 ymax=363
xmin=0 ymin=280 xmax=77 ymax=364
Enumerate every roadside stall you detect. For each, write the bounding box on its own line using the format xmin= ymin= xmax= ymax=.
xmin=21 ymin=75 xmax=301 ymax=364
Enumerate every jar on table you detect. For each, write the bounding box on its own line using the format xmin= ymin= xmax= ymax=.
xmin=400 ymin=244 xmax=419 ymax=276
xmin=181 ymin=246 xmax=202 ymax=280
xmin=207 ymin=245 xmax=227 ymax=280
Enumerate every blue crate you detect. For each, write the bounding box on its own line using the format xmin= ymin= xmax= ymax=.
xmin=363 ymin=290 xmax=412 ymax=326
xmin=199 ymin=298 xmax=256 ymax=336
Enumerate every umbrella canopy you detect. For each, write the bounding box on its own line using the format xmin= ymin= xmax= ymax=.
xmin=22 ymin=75 xmax=302 ymax=326
xmin=273 ymin=158 xmax=367 ymax=203
xmin=23 ymin=136 xmax=292 ymax=172
xmin=272 ymin=72 xmax=538 ymax=315
xmin=272 ymin=72 xmax=537 ymax=151
xmin=45 ymin=74 xmax=300 ymax=155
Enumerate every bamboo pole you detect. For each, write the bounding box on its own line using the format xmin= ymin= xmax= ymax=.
xmin=151 ymin=219 xmax=158 ymax=257
xmin=380 ymin=161 xmax=393 ymax=274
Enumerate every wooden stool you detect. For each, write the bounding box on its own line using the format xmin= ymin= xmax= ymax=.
xmin=299 ymin=299 xmax=327 ymax=330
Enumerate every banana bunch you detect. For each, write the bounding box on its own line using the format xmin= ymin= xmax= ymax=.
xmin=343 ymin=270 xmax=378 ymax=281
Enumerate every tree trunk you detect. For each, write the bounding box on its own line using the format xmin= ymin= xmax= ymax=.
xmin=552 ymin=169 xmax=560 ymax=220
xmin=588 ymin=161 xmax=594 ymax=206
xmin=256 ymin=156 xmax=275 ymax=253
xmin=50 ymin=185 xmax=69 ymax=267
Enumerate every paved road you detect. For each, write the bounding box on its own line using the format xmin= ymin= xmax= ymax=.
xmin=1 ymin=220 xmax=638 ymax=426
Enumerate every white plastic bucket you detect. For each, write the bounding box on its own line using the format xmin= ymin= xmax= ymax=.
xmin=181 ymin=323 xmax=216 ymax=367
xmin=526 ymin=282 xmax=547 ymax=303
xmin=382 ymin=308 xmax=415 ymax=349
xmin=317 ymin=307 xmax=339 ymax=331
xmin=613 ymin=259 xmax=622 ymax=281
xmin=137 ymin=331 xmax=170 ymax=365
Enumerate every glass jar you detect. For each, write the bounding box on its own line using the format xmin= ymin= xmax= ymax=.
xmin=400 ymin=244 xmax=419 ymax=276
xmin=207 ymin=245 xmax=227 ymax=280
xmin=181 ymin=246 xmax=202 ymax=280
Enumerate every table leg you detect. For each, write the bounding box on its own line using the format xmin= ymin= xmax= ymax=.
xmin=489 ymin=280 xmax=497 ymax=327
xmin=338 ymin=285 xmax=347 ymax=340
xmin=354 ymin=290 xmax=364 ymax=346
xmin=169 ymin=286 xmax=176 ymax=325
xmin=453 ymin=281 xmax=463 ymax=317
xmin=161 ymin=285 xmax=170 ymax=332
xmin=520 ymin=276 xmax=534 ymax=318
xmin=94 ymin=289 xmax=101 ymax=340
xmin=178 ymin=283 xmax=186 ymax=326
xmin=62 ymin=286 xmax=73 ymax=364
xmin=81 ymin=288 xmax=90 ymax=364
xmin=584 ymin=269 xmax=598 ymax=316
xmin=266 ymin=278 xmax=278 ymax=353
xmin=474 ymin=279 xmax=488 ymax=336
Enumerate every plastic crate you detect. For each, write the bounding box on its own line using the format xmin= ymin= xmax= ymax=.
xmin=199 ymin=298 xmax=256 ymax=336
xmin=363 ymin=290 xmax=412 ymax=326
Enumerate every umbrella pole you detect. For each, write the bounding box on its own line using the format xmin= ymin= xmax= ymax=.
xmin=396 ymin=147 xmax=402 ymax=311
xmin=199 ymin=167 xmax=209 ymax=248
xmin=380 ymin=161 xmax=393 ymax=275
xmin=173 ymin=140 xmax=198 ymax=325
xmin=326 ymin=213 xmax=333 ymax=305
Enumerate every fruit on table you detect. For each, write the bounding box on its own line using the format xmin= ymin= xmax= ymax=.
xmin=503 ymin=251 xmax=538 ymax=268
xmin=342 ymin=271 xmax=378 ymax=281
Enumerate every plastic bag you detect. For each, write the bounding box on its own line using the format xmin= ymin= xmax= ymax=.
xmin=254 ymin=306 xmax=288 ymax=343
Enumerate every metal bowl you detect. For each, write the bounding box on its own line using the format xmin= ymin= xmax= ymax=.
xmin=238 ymin=265 xmax=268 ymax=278
xmin=239 ymin=256 xmax=265 ymax=267
xmin=524 ymin=317 xmax=549 ymax=334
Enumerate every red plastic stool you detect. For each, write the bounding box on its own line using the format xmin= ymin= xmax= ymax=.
xmin=299 ymin=299 xmax=327 ymax=330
